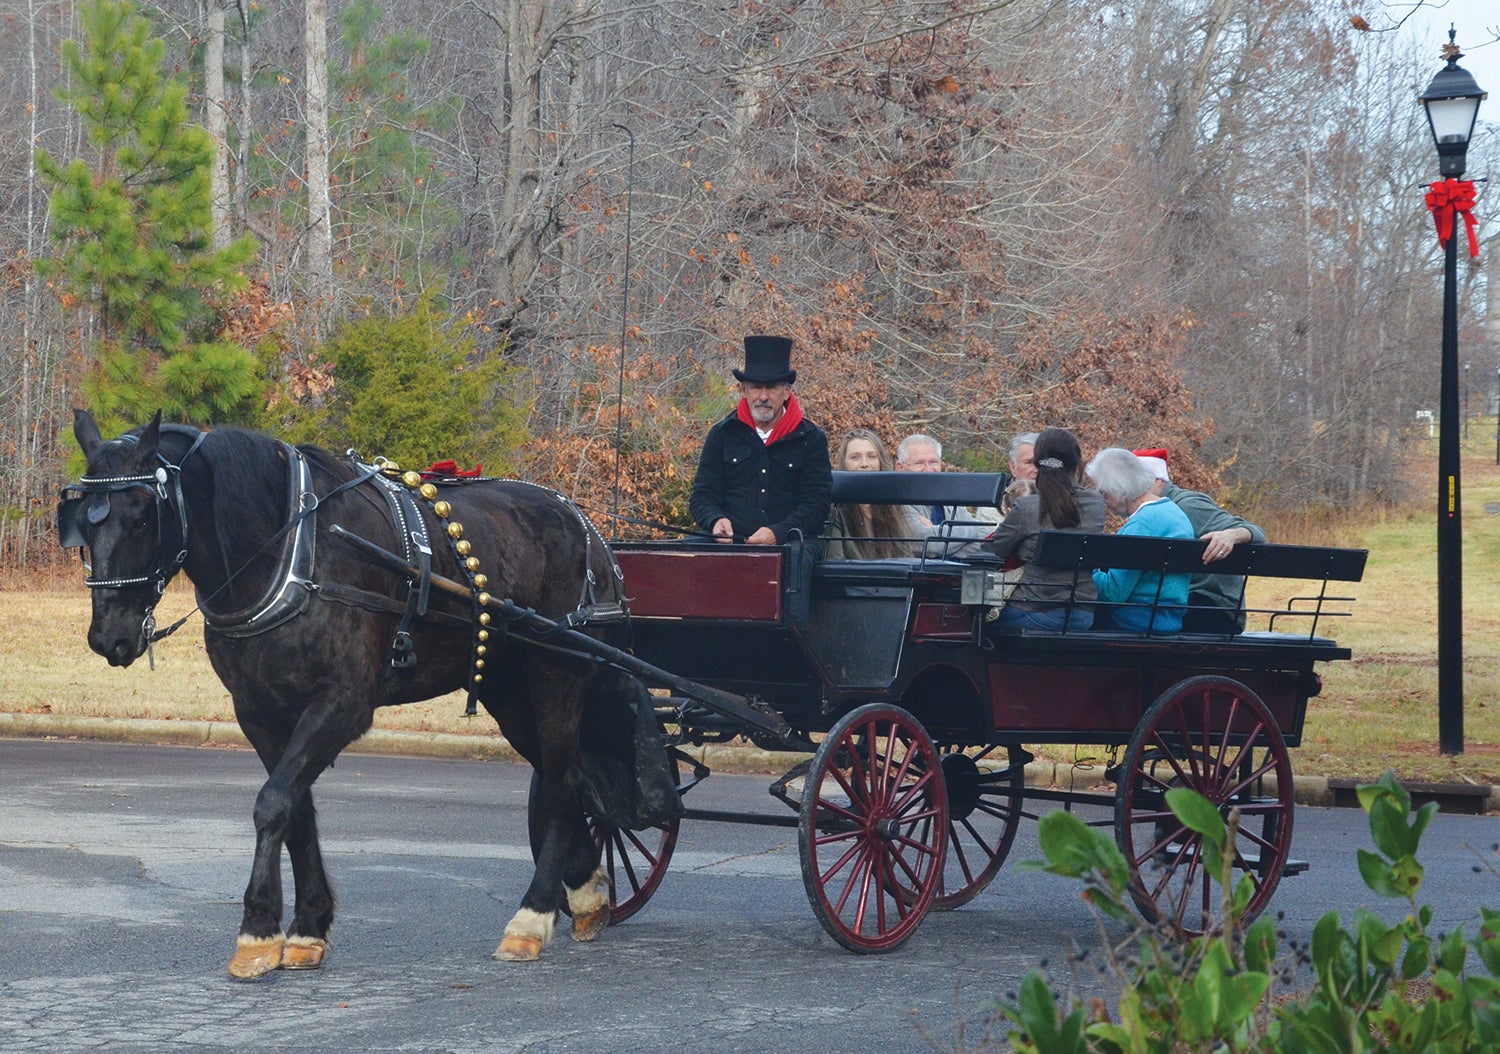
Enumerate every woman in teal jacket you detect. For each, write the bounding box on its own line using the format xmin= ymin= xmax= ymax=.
xmin=1084 ymin=448 xmax=1194 ymax=632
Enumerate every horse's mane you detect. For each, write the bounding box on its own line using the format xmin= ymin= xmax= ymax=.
xmin=191 ymin=427 xmax=304 ymax=562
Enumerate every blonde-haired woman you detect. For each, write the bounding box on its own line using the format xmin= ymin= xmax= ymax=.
xmin=823 ymin=429 xmax=921 ymax=559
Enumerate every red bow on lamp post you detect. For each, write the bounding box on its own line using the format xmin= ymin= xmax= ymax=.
xmin=1425 ymin=178 xmax=1480 ymax=258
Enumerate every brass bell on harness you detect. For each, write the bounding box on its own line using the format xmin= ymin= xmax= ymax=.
xmin=401 ymin=471 xmax=422 ymax=488
xmin=465 ymin=556 xmax=480 ymax=572
xmin=455 ymin=539 xmax=472 ymax=556
xmin=419 ymin=483 xmax=438 ymax=501
xmin=433 ymin=500 xmax=452 ymax=518
xmin=473 ymin=574 xmax=488 ymax=589
xmin=477 ymin=592 xmax=491 ymax=607
xmin=446 ymin=521 xmax=464 ymax=539
xmin=477 ymin=629 xmax=490 ymax=642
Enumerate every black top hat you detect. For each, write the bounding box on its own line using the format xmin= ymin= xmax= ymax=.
xmin=733 ymin=335 xmax=796 ymax=385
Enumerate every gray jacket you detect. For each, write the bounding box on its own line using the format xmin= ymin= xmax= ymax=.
xmin=981 ymin=486 xmax=1107 ymax=608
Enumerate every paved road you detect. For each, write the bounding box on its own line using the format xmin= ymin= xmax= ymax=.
xmin=2 ymin=739 xmax=1496 ymax=1053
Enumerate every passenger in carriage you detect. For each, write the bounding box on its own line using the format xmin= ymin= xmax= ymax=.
xmin=1007 ymin=432 xmax=1039 ymax=484
xmin=999 ymin=476 xmax=1035 ymax=517
xmin=822 ymin=429 xmax=923 ymax=560
xmin=979 ymin=427 xmax=1105 ymax=631
xmin=1133 ymin=448 xmax=1265 ymax=633
xmin=895 ymin=433 xmax=1002 ymax=540
xmin=1084 ymin=448 xmax=1195 ymax=633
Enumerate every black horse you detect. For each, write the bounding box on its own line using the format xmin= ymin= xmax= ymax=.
xmin=62 ymin=409 xmax=643 ymax=976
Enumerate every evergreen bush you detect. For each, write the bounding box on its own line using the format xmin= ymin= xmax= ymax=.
xmin=997 ymin=774 xmax=1500 ymax=1053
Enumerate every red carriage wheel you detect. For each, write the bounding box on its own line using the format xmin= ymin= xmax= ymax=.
xmin=1114 ymin=675 xmax=1294 ymax=938
xmin=798 ymin=704 xmax=948 ymax=952
xmin=933 ymin=745 xmax=1025 ymax=910
xmin=527 ymin=750 xmax=681 ymax=924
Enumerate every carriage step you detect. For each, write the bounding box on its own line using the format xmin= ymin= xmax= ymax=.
xmin=1161 ymin=842 xmax=1308 ymax=877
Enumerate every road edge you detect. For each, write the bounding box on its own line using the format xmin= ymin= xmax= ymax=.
xmin=1 ymin=712 xmax=1492 ymax=813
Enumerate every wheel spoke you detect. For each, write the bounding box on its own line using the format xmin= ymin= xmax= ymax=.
xmin=1117 ymin=677 xmax=1294 ymax=937
xmin=1147 ymin=729 xmax=1198 ymax=788
xmin=532 ymin=760 xmax=681 ymax=926
xmin=800 ymin=705 xmax=946 ymax=950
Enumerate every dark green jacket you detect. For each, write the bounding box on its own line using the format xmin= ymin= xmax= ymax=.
xmin=1165 ymin=483 xmax=1266 ymax=628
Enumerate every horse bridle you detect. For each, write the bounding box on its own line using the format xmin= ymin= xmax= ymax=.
xmin=57 ymin=428 xmax=206 ymax=596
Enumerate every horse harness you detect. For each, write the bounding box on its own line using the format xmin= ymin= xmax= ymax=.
xmin=386 ymin=469 xmax=627 ymax=713
xmin=60 ymin=429 xmax=627 ymax=685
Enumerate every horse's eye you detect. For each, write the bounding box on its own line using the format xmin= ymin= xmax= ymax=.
xmin=131 ymin=516 xmax=151 ymax=532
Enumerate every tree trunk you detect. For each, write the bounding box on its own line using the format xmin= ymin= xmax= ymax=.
xmin=304 ymin=0 xmax=332 ymax=313
xmin=205 ymin=1 xmax=231 ymax=250
xmin=235 ymin=1 xmax=252 ymax=234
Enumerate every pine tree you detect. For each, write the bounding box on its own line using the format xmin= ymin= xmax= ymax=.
xmin=38 ymin=0 xmax=259 ymax=431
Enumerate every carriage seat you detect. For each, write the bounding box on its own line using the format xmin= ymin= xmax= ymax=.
xmin=828 ymin=470 xmax=1006 ymax=508
xmin=811 ymin=556 xmax=971 ymax=588
xmin=970 ymin=531 xmax=1367 ymax=644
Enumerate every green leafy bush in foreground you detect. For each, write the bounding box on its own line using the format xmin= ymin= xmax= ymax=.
xmin=997 ymin=774 xmax=1500 ymax=1053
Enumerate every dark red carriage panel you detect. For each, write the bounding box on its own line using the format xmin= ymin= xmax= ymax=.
xmin=989 ymin=665 xmax=1144 ymax=734
xmin=616 ymin=548 xmax=783 ymax=621
xmin=1154 ymin=667 xmax=1305 ymax=734
xmin=988 ymin=663 xmax=1306 ymax=738
xmin=911 ymin=603 xmax=974 ymax=641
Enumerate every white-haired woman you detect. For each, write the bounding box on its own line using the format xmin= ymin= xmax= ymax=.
xmin=1084 ymin=448 xmax=1195 ymax=633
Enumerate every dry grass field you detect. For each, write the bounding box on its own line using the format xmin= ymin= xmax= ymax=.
xmin=6 ymin=431 xmax=1500 ymax=784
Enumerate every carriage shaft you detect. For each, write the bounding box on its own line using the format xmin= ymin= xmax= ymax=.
xmin=329 ymin=524 xmax=793 ymax=740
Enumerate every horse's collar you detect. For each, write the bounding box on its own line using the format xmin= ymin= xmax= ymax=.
xmin=200 ymin=444 xmax=318 ymax=637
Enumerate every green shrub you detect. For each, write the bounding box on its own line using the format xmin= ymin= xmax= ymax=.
xmin=266 ymin=297 xmax=528 ymax=471
xmin=997 ymin=774 xmax=1500 ymax=1053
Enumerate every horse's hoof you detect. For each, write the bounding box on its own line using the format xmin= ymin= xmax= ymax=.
xmin=570 ymin=905 xmax=610 ymax=943
xmin=494 ymin=908 xmax=554 ymax=961
xmin=227 ymin=933 xmax=285 ymax=979
xmin=493 ymin=934 xmax=545 ymax=961
xmin=280 ymin=936 xmax=329 ymax=970
xmin=567 ymin=868 xmax=611 ymax=943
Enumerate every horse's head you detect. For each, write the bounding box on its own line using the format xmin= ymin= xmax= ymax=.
xmin=60 ymin=409 xmax=191 ymax=667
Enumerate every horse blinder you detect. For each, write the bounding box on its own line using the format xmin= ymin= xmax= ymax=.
xmin=57 ymin=466 xmax=179 ymax=592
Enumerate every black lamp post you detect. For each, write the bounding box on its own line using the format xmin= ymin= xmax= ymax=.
xmin=1419 ymin=29 xmax=1486 ymax=756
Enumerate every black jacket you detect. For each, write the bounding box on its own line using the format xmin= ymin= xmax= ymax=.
xmin=689 ymin=412 xmax=832 ymax=543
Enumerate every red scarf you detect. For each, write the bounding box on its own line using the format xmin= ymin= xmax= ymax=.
xmin=1425 ymin=178 xmax=1480 ymax=259
xmin=736 ymin=390 xmax=804 ymax=445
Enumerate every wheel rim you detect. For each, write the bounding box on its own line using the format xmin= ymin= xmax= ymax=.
xmin=799 ymin=704 xmax=948 ymax=953
xmin=933 ymin=746 xmax=1025 ymax=910
xmin=591 ymin=805 xmax=680 ymax=923
xmin=526 ymin=754 xmax=681 ymax=925
xmin=1115 ymin=676 xmax=1293 ymax=937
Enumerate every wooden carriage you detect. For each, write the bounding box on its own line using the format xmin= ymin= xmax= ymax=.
xmin=582 ymin=471 xmax=1366 ymax=951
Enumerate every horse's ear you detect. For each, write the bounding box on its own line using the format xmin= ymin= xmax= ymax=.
xmin=136 ymin=411 xmax=163 ymax=467
xmin=73 ymin=408 xmax=103 ymax=458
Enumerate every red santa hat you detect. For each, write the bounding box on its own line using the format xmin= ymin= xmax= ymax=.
xmin=1132 ymin=447 xmax=1171 ymax=482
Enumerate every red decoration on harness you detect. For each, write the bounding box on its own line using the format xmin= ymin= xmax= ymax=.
xmin=421 ymin=459 xmax=483 ymax=478
xmin=1425 ymin=178 xmax=1480 ymax=259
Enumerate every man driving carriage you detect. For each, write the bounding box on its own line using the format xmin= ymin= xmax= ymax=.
xmin=689 ymin=335 xmax=832 ymax=548
xmin=688 ymin=335 xmax=831 ymax=623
